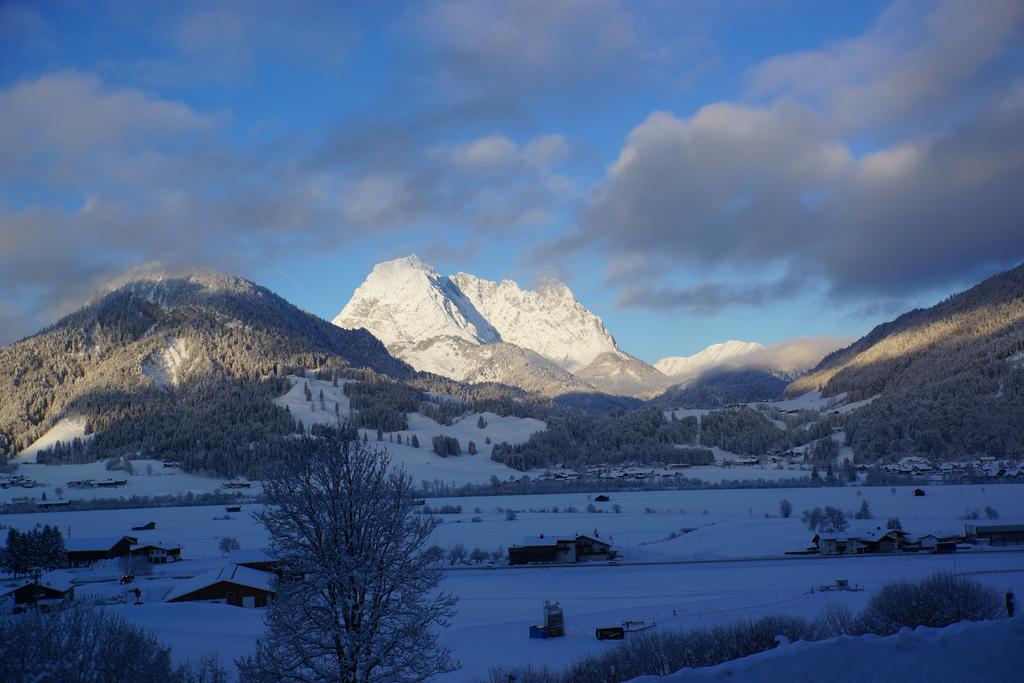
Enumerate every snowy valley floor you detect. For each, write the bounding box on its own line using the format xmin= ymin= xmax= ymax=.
xmin=1 ymin=483 xmax=1023 ymax=680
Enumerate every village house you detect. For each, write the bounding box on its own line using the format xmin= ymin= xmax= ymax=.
xmin=164 ymin=564 xmax=276 ymax=607
xmin=813 ymin=528 xmax=909 ymax=556
xmin=130 ymin=542 xmax=183 ymax=564
xmin=2 ymin=570 xmax=76 ymax=610
xmin=65 ymin=536 xmax=136 ymax=567
xmin=508 ymin=535 xmax=614 ymax=565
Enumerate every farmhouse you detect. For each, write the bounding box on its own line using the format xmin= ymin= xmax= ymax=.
xmin=130 ymin=542 xmax=183 ymax=564
xmin=813 ymin=528 xmax=909 ymax=556
xmin=2 ymin=570 xmax=76 ymax=609
xmin=508 ymin=535 xmax=614 ymax=565
xmin=65 ymin=536 xmax=136 ymax=567
xmin=965 ymin=522 xmax=1024 ymax=547
xmin=165 ymin=564 xmax=275 ymax=607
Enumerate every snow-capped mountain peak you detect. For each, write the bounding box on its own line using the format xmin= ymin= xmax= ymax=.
xmin=334 ymin=254 xmax=501 ymax=349
xmin=333 ymin=255 xmax=630 ymax=392
xmin=654 ymin=340 xmax=765 ymax=378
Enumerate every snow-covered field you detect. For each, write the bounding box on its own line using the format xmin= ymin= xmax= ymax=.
xmin=2 ymin=484 xmax=1022 ymax=680
xmin=277 ymin=374 xmax=547 ymax=485
xmin=356 ymin=410 xmax=547 ymax=486
xmin=0 ymin=459 xmax=245 ymax=504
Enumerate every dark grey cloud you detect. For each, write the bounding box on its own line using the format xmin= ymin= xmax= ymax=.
xmin=619 ymin=276 xmax=804 ymax=316
xmin=563 ymin=0 xmax=1024 ymax=314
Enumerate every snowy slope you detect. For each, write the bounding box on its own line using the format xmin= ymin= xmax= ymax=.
xmin=141 ymin=337 xmax=192 ymax=387
xmin=334 ymin=255 xmax=656 ymax=395
xmin=15 ymin=416 xmax=92 ymax=463
xmin=577 ymin=351 xmax=671 ymax=397
xmin=333 ymin=255 xmax=499 ymax=352
xmin=634 ymin=616 xmax=1024 ymax=683
xmin=655 ymin=341 xmax=765 ymax=378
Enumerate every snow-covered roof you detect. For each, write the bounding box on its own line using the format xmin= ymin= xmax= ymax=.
xmin=165 ymin=564 xmax=275 ymax=602
xmin=131 ymin=542 xmax=182 ymax=552
xmin=228 ymin=547 xmax=274 ymax=564
xmin=2 ymin=570 xmax=77 ymax=595
xmin=518 ymin=536 xmax=574 ymax=547
xmin=65 ymin=536 xmax=131 ymax=552
xmin=815 ymin=527 xmax=904 ymax=543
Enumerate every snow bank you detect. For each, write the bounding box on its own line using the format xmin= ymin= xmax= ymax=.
xmin=631 ymin=616 xmax=1024 ymax=683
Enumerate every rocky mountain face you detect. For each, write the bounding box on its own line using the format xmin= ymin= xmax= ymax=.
xmin=789 ymin=263 xmax=1024 ymax=461
xmin=0 ymin=270 xmax=408 ymax=467
xmin=334 ymin=255 xmax=661 ymax=396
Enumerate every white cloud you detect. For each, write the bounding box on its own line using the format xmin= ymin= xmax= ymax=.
xmin=745 ymin=0 xmax=1024 ymax=129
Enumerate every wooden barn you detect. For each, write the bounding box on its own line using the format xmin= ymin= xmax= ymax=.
xmin=165 ymin=565 xmax=275 ymax=607
xmin=65 ymin=536 xmax=136 ymax=567
xmin=130 ymin=542 xmax=183 ymax=564
xmin=2 ymin=571 xmax=76 ymax=609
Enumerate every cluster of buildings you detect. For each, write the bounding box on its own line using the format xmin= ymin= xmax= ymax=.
xmin=0 ymin=473 xmax=42 ymax=489
xmin=64 ymin=535 xmax=183 ymax=568
xmin=811 ymin=521 xmax=1024 ymax=556
xmin=3 ymin=543 xmax=281 ymax=612
xmin=881 ymin=456 xmax=1023 ymax=480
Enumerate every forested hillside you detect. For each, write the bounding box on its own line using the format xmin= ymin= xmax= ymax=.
xmin=789 ymin=264 xmax=1024 ymax=461
xmin=654 ymin=369 xmax=789 ymax=408
xmin=0 ymin=271 xmax=409 ymax=471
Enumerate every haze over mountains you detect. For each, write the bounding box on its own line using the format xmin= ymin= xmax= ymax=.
xmin=333 ymin=255 xmax=831 ymax=397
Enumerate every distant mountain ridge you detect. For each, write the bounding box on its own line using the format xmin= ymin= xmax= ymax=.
xmin=333 ymin=255 xmax=832 ymax=399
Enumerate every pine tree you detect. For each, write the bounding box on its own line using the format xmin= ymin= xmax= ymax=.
xmin=411 ymin=434 xmax=420 ymax=448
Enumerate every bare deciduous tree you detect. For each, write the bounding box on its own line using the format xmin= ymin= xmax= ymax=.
xmin=239 ymin=427 xmax=457 ymax=682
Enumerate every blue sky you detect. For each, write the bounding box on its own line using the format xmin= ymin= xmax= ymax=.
xmin=2 ymin=0 xmax=1023 ymax=363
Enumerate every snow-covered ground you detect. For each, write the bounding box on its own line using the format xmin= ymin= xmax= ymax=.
xmin=271 ymin=374 xmax=353 ymax=429
xmin=2 ymin=484 xmax=1022 ymax=679
xmin=0 ymin=459 xmax=245 ymax=504
xmin=752 ymin=390 xmax=878 ymax=415
xmin=634 ymin=614 xmax=1024 ymax=683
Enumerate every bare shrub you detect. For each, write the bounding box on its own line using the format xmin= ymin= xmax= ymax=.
xmin=856 ymin=573 xmax=1001 ymax=636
